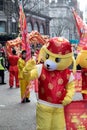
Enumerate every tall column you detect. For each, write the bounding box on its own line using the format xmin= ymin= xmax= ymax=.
xmin=6 ymin=0 xmax=12 ymax=34
xmin=46 ymin=19 xmax=50 ymax=35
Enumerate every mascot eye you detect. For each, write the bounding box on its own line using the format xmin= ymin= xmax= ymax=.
xmin=46 ymin=54 xmax=49 ymax=59
xmin=55 ymin=58 xmax=61 ymax=63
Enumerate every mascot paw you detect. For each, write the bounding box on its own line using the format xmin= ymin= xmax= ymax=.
xmin=62 ymin=96 xmax=72 ymax=106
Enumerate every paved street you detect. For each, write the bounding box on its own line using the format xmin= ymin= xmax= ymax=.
xmin=0 ymin=71 xmax=83 ymax=130
xmin=0 ymin=71 xmax=37 ymax=130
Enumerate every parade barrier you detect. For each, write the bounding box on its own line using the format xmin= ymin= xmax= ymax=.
xmin=64 ymin=100 xmax=87 ymax=130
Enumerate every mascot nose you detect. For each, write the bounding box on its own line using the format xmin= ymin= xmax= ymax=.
xmin=47 ymin=64 xmax=50 ymax=67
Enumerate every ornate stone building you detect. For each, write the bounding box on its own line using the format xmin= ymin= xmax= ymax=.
xmin=0 ymin=0 xmax=51 ymax=36
xmin=49 ymin=0 xmax=81 ymax=40
xmin=0 ymin=0 xmax=19 ymax=34
xmin=0 ymin=0 xmax=83 ymax=41
xmin=24 ymin=0 xmax=51 ymax=35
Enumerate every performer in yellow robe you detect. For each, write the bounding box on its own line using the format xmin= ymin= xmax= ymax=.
xmin=17 ymin=50 xmax=30 ymax=103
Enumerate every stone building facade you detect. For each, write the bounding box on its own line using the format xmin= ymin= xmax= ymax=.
xmin=49 ymin=0 xmax=81 ymax=40
xmin=0 ymin=0 xmax=83 ymax=41
xmin=0 ymin=0 xmax=20 ymax=34
xmin=25 ymin=10 xmax=51 ymax=35
xmin=0 ymin=0 xmax=51 ymax=36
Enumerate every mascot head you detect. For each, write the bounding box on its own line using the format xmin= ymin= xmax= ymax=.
xmin=76 ymin=46 xmax=87 ymax=68
xmin=38 ymin=37 xmax=76 ymax=71
xmin=27 ymin=31 xmax=75 ymax=72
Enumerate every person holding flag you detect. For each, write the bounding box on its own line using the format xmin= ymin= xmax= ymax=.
xmin=18 ymin=50 xmax=30 ymax=103
xmin=18 ymin=0 xmax=31 ymax=103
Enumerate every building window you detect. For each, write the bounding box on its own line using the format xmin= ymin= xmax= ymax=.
xmin=0 ymin=21 xmax=6 ymax=33
xmin=27 ymin=22 xmax=33 ymax=32
xmin=34 ymin=22 xmax=39 ymax=31
xmin=40 ymin=24 xmax=44 ymax=34
xmin=12 ymin=22 xmax=16 ymax=33
xmin=0 ymin=0 xmax=3 ymax=11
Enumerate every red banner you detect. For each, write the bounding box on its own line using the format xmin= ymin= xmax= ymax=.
xmin=72 ymin=8 xmax=87 ymax=38
xmin=72 ymin=8 xmax=87 ymax=50
xmin=74 ymin=70 xmax=82 ymax=92
xmin=19 ymin=4 xmax=31 ymax=61
xmin=64 ymin=100 xmax=87 ymax=130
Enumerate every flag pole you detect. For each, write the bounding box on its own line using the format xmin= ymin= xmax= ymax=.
xmin=19 ymin=0 xmax=32 ymax=102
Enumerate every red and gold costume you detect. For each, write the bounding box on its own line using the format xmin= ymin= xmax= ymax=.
xmin=8 ymin=54 xmax=19 ymax=87
xmin=23 ymin=36 xmax=75 ymax=130
xmin=39 ymin=67 xmax=71 ymax=104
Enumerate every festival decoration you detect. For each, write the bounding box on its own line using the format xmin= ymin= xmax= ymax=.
xmin=76 ymin=47 xmax=87 ymax=99
xmin=64 ymin=100 xmax=87 ymax=130
xmin=72 ymin=8 xmax=87 ymax=50
xmin=74 ymin=70 xmax=82 ymax=92
xmin=27 ymin=31 xmax=48 ymax=45
xmin=6 ymin=37 xmax=22 ymax=56
xmin=19 ymin=2 xmax=31 ymax=61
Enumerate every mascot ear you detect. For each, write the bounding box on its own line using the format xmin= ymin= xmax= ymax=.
xmin=38 ymin=46 xmax=46 ymax=63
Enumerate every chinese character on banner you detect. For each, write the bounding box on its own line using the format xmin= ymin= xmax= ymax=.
xmin=74 ymin=70 xmax=82 ymax=92
xmin=70 ymin=70 xmax=82 ymax=92
xmin=64 ymin=100 xmax=87 ymax=130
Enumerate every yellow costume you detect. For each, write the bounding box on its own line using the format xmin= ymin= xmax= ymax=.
xmin=18 ymin=57 xmax=30 ymax=102
xmin=23 ymin=36 xmax=76 ymax=130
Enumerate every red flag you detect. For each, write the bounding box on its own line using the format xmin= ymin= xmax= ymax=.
xmin=19 ymin=4 xmax=31 ymax=61
xmin=19 ymin=4 xmax=32 ymax=102
xmin=64 ymin=100 xmax=87 ymax=130
xmin=72 ymin=8 xmax=87 ymax=49
xmin=72 ymin=8 xmax=87 ymax=38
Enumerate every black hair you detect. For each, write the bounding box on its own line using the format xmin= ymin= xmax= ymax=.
xmin=12 ymin=49 xmax=16 ymax=55
xmin=21 ymin=50 xmax=26 ymax=54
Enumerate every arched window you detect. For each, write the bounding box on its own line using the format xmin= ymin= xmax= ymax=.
xmin=34 ymin=22 xmax=39 ymax=31
xmin=40 ymin=24 xmax=44 ymax=34
xmin=12 ymin=17 xmax=16 ymax=33
xmin=27 ymin=22 xmax=33 ymax=33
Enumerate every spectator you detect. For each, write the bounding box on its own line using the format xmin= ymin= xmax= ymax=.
xmin=0 ymin=52 xmax=6 ymax=84
xmin=8 ymin=49 xmax=19 ymax=88
xmin=0 ymin=44 xmax=5 ymax=55
xmin=17 ymin=50 xmax=30 ymax=103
